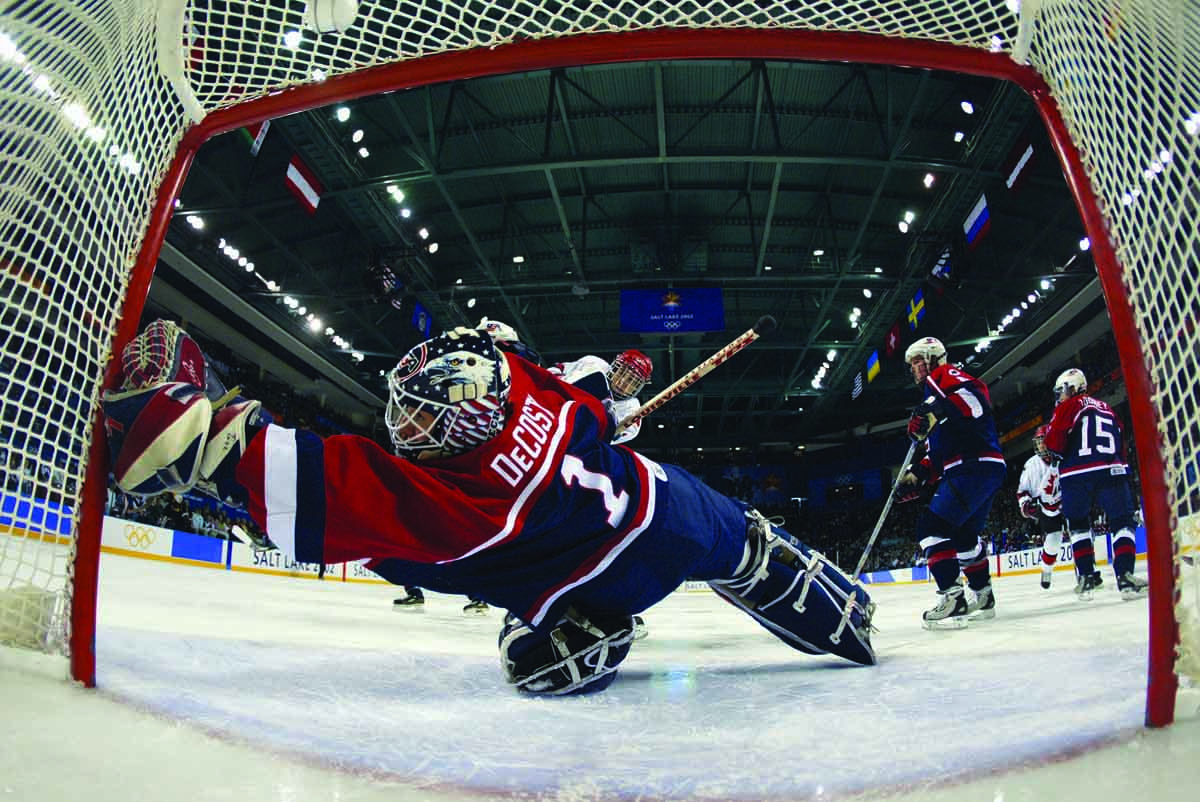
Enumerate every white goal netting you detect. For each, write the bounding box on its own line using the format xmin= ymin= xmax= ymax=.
xmin=0 ymin=0 xmax=1196 ymax=719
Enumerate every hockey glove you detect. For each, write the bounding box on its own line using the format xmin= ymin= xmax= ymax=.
xmin=1019 ymin=497 xmax=1039 ymax=519
xmin=896 ymin=472 xmax=923 ymax=504
xmin=906 ymin=410 xmax=938 ymax=443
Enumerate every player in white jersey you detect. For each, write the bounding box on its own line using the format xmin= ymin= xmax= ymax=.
xmin=1017 ymin=425 xmax=1068 ymax=589
xmin=550 ymin=349 xmax=653 ymax=445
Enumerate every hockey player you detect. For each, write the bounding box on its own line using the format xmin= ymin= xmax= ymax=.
xmin=1042 ymin=368 xmax=1147 ymax=600
xmin=103 ymin=322 xmax=876 ymax=695
xmin=549 ymin=349 xmax=653 ymax=445
xmin=1017 ymin=425 xmax=1074 ymax=589
xmin=898 ymin=337 xmax=1006 ymax=629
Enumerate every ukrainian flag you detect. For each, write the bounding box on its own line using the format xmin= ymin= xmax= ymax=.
xmin=866 ymin=351 xmax=881 ymax=382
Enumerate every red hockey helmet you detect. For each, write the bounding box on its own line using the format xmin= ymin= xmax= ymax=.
xmin=1033 ymin=424 xmax=1051 ymax=462
xmin=607 ymin=350 xmax=653 ymax=400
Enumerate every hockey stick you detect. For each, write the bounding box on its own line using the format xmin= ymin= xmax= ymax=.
xmin=613 ymin=315 xmax=777 ymax=437
xmin=829 ymin=438 xmax=920 ymax=645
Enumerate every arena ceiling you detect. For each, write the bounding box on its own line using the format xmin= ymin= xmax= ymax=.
xmin=159 ymin=57 xmax=1103 ymax=454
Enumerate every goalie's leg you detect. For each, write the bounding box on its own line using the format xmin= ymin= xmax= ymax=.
xmin=708 ymin=510 xmax=876 ymax=666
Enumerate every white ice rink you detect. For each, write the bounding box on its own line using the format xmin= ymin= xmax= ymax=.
xmin=3 ymin=553 xmax=1199 ymax=802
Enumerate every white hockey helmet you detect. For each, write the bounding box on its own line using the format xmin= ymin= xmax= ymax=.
xmin=385 ymin=328 xmax=511 ymax=458
xmin=1054 ymin=368 xmax=1087 ymax=403
xmin=903 ymin=336 xmax=946 ymax=383
xmin=476 ymin=317 xmax=520 ymax=345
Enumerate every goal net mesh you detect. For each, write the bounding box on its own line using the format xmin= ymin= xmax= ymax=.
xmin=1 ymin=0 xmax=1196 ymax=702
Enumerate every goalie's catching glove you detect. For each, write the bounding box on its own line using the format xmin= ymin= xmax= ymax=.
xmin=103 ymin=320 xmax=268 ymax=498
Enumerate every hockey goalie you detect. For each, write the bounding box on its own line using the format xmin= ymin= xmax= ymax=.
xmin=103 ymin=320 xmax=877 ymax=694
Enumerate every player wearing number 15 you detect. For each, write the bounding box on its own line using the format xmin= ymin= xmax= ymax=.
xmin=1042 ymin=368 xmax=1147 ymax=600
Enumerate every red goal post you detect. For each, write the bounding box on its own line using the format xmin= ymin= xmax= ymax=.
xmin=0 ymin=1 xmax=1193 ymax=727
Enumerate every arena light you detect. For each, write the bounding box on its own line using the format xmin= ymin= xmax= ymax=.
xmin=308 ymin=318 xmax=323 ymax=332
xmin=961 ymin=100 xmax=974 ymax=114
xmin=185 ymin=215 xmax=204 ymax=230
xmin=418 ymin=227 xmax=429 ymax=239
xmin=764 ymin=264 xmax=773 ymax=271
xmin=357 ymin=147 xmax=369 ymax=158
xmin=1078 ymin=237 xmax=1091 ymax=251
xmin=352 ymin=129 xmax=364 ymax=143
xmin=954 ymin=131 xmax=965 ymax=142
xmin=813 ymin=249 xmax=824 ymax=257
xmin=863 ymin=289 xmax=872 ymax=298
xmin=512 ymin=255 xmax=525 ymax=263
xmin=282 ymin=30 xmax=303 ymax=50
xmin=427 ymin=243 xmax=439 ymax=254
xmin=923 ymin=173 xmax=935 ymax=188
xmin=898 ymin=221 xmax=909 ymax=233
xmin=335 ymin=106 xmax=350 ymax=122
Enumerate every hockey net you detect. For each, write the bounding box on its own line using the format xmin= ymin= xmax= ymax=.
xmin=0 ymin=0 xmax=1196 ymax=722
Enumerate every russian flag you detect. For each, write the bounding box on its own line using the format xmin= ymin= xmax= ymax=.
xmin=962 ymin=193 xmax=990 ymax=250
xmin=284 ymin=155 xmax=323 ymax=215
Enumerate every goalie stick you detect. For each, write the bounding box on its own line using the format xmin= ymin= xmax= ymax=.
xmin=829 ymin=438 xmax=920 ymax=646
xmin=613 ymin=315 xmax=777 ymax=437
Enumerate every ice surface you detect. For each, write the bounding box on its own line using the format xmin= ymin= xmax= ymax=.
xmin=2 ymin=554 xmax=1199 ymax=801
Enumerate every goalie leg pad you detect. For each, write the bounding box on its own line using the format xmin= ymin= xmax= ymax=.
xmin=709 ymin=511 xmax=876 ymax=666
xmin=102 ymin=382 xmax=212 ymax=495
xmin=498 ymin=608 xmax=636 ymax=695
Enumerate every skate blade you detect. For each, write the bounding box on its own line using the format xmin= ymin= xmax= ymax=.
xmin=463 ymin=608 xmax=489 ymax=615
xmin=1077 ymin=591 xmax=1095 ymax=602
xmin=923 ymin=616 xmax=969 ymax=631
xmin=967 ymin=609 xmax=995 ymax=621
xmin=1120 ymin=589 xmax=1147 ymax=601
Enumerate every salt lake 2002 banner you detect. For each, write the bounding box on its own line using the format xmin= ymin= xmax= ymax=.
xmin=619 ymin=288 xmax=725 ymax=333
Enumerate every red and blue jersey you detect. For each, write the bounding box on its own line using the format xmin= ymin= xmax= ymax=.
xmin=1042 ymin=394 xmax=1128 ymax=479
xmin=235 ymin=356 xmax=669 ymax=628
xmin=917 ymin=364 xmax=1004 ymax=477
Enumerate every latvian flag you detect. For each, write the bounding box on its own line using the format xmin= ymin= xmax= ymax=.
xmin=962 ymin=193 xmax=990 ymax=250
xmin=285 ymin=155 xmax=323 ymax=215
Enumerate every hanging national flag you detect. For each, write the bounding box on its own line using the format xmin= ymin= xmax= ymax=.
xmin=411 ymin=301 xmax=432 ymax=338
xmin=907 ymin=289 xmax=926 ymax=330
xmin=851 ymin=372 xmax=864 ymax=400
xmin=931 ymin=246 xmax=952 ymax=281
xmin=866 ymin=351 xmax=881 ymax=382
xmin=883 ymin=321 xmax=902 ymax=358
xmin=962 ymin=193 xmax=991 ymax=250
xmin=284 ymin=154 xmax=323 ymax=215
xmin=1003 ymin=136 xmax=1035 ymax=191
xmin=241 ymin=120 xmax=271 ymax=156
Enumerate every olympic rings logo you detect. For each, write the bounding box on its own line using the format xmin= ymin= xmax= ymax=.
xmin=664 ymin=320 xmax=681 ymax=330
xmin=124 ymin=524 xmax=157 ymax=549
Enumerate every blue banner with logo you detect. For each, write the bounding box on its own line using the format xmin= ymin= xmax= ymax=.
xmin=620 ymin=288 xmax=725 ymax=333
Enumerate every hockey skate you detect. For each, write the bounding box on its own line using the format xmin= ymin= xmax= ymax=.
xmin=1040 ymin=564 xmax=1053 ymax=590
xmin=393 ymin=594 xmax=425 ymax=608
xmin=1116 ymin=572 xmax=1148 ymax=600
xmin=1076 ymin=572 xmax=1103 ymax=601
xmin=463 ymin=599 xmax=489 ymax=615
xmin=922 ymin=585 xmax=969 ymax=630
xmin=632 ymin=615 xmax=649 ymax=641
xmin=966 ymin=584 xmax=995 ymax=621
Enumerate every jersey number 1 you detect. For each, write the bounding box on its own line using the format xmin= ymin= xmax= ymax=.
xmin=560 ymin=454 xmax=630 ymax=527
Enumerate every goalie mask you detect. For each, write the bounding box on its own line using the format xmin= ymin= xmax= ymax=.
xmin=1054 ymin=368 xmax=1087 ymax=403
xmin=904 ymin=336 xmax=947 ymax=385
xmin=385 ymin=329 xmax=511 ymax=458
xmin=498 ymin=608 xmax=636 ymax=695
xmin=607 ymin=349 xmax=653 ymax=400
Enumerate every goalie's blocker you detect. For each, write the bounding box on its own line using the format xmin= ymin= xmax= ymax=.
xmin=709 ymin=511 xmax=877 ymax=666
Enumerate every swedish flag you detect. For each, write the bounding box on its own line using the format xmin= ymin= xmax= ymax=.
xmin=907 ymin=289 xmax=926 ymax=330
